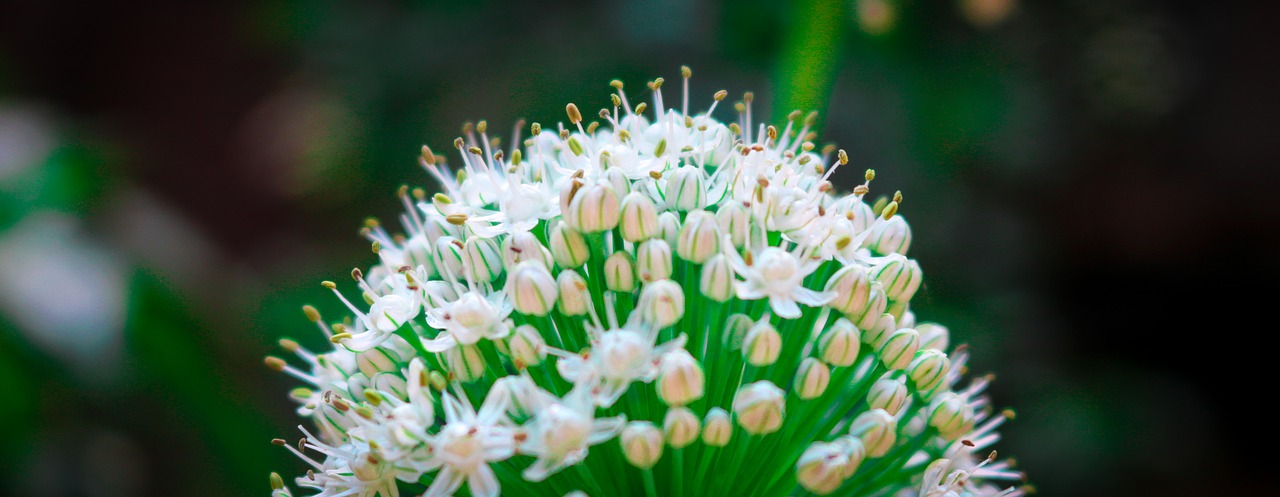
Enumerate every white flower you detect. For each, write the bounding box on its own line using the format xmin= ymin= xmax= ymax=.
xmin=555 ymin=324 xmax=687 ymax=407
xmin=722 ymin=242 xmax=835 ymax=318
xmin=423 ymin=290 xmax=513 ymax=352
xmin=512 ymin=382 xmax=625 ymax=481
xmin=422 ymin=388 xmax=516 ymax=497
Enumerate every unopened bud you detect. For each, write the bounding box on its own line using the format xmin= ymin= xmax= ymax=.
xmin=854 ymin=284 xmax=889 ymax=331
xmin=825 ymin=265 xmax=873 ymax=318
xmin=604 ymin=251 xmax=637 ymax=292
xmin=657 ymin=348 xmax=704 ymax=406
xmin=636 ymin=239 xmax=674 ymax=283
xmin=796 ymin=442 xmax=850 ymax=494
xmin=658 ymin=212 xmax=681 ymax=248
xmin=871 ymin=255 xmax=923 ymax=303
xmin=619 ymin=192 xmax=660 ymax=242
xmin=556 ymin=270 xmax=589 ymax=316
xmin=818 ymin=318 xmax=861 ymax=367
xmin=715 ymin=201 xmax=750 ymax=249
xmin=502 ymin=230 xmax=553 ymax=269
xmin=508 ymin=324 xmax=547 ymax=367
xmin=638 ymin=279 xmax=685 ymax=328
xmin=733 ymin=381 xmax=786 ymax=435
xmin=506 ymin=261 xmax=559 ymax=316
xmin=699 ymin=254 xmax=734 ymax=303
xmin=928 ymin=392 xmax=974 ymax=441
xmin=848 ymin=409 xmax=897 ymax=457
xmin=566 ymin=182 xmax=621 ymax=233
xmin=743 ymin=320 xmax=782 ymax=366
xmin=464 ymin=237 xmax=503 ymax=283
xmin=666 ymin=166 xmax=707 ymax=211
xmin=446 ymin=344 xmax=487 ymax=383
xmin=702 ymin=407 xmax=732 ymax=446
xmin=832 ymin=435 xmax=867 ymax=478
xmin=865 ymin=215 xmax=912 ymax=256
xmin=676 ymin=210 xmax=721 ymax=263
xmin=621 ymin=421 xmax=664 ymax=468
xmin=549 ymin=221 xmax=589 ymax=268
xmin=663 ymin=407 xmax=701 ymax=448
xmin=794 ymin=358 xmax=831 ymax=400
xmin=866 ymin=375 xmax=908 ymax=415
xmin=908 ymin=349 xmax=950 ymax=393
xmin=916 ymin=323 xmax=950 ymax=351
xmin=878 ymin=328 xmax=921 ymax=371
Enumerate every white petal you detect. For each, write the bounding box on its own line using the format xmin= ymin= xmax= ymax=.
xmin=769 ymin=297 xmax=802 ymax=319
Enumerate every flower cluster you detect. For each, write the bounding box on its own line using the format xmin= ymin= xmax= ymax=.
xmin=265 ymin=68 xmax=1027 ymax=497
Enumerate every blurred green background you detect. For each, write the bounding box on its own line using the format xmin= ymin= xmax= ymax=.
xmin=1 ymin=1 xmax=1274 ymax=496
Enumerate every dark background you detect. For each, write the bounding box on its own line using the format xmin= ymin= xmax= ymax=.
xmin=1 ymin=1 xmax=1275 ymax=496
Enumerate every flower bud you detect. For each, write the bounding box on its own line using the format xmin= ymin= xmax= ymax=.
xmin=620 ymin=421 xmax=664 ymax=468
xmin=824 ymin=265 xmax=872 ymax=318
xmin=699 ymin=254 xmax=734 ymax=302
xmin=676 ymin=210 xmax=720 ymax=263
xmin=402 ymin=233 xmax=436 ymax=277
xmin=663 ymin=407 xmax=701 ymax=448
xmin=657 ymin=348 xmax=704 ymax=406
xmin=666 ymin=165 xmax=707 ymax=211
xmin=605 ymin=167 xmax=632 ymax=197
xmin=702 ymin=407 xmax=732 ymax=447
xmin=619 ymin=192 xmax=659 ymax=242
xmin=433 ymin=236 xmax=465 ymax=279
xmin=794 ymin=358 xmax=831 ymax=400
xmin=566 ymin=182 xmax=621 ymax=233
xmin=916 ymin=323 xmax=949 ymax=352
xmin=860 ymin=312 xmax=896 ymax=350
xmin=848 ymin=409 xmax=897 ymax=457
xmin=658 ymin=211 xmax=681 ymax=247
xmin=796 ymin=442 xmax=849 ymax=494
xmin=508 ymin=324 xmax=547 ymax=367
xmin=865 ymin=215 xmax=912 ymax=256
xmin=907 ymin=349 xmax=950 ymax=393
xmin=878 ymin=328 xmax=921 ymax=371
xmin=871 ymin=255 xmax=923 ymax=303
xmin=549 ymin=221 xmax=589 ymax=268
xmin=636 ymin=239 xmax=674 ymax=283
xmin=506 ymin=261 xmax=559 ymax=316
xmin=371 ymin=371 xmax=408 ymax=400
xmin=854 ymin=282 xmax=889 ymax=331
xmin=897 ymin=308 xmax=917 ymax=329
xmin=928 ymin=392 xmax=974 ymax=441
xmin=556 ymin=270 xmax=589 ymax=316
xmin=733 ymin=380 xmax=786 ymax=435
xmin=715 ymin=200 xmax=750 ymax=249
xmin=356 ymin=347 xmax=404 ymax=378
xmin=446 ymin=343 xmax=486 ymax=382
xmin=818 ymin=318 xmax=861 ymax=367
xmin=638 ymin=279 xmax=685 ymax=328
xmin=604 ymin=251 xmax=637 ymax=292
xmin=743 ymin=320 xmax=782 ymax=366
xmin=832 ymin=435 xmax=866 ymax=479
xmin=464 ymin=236 xmax=503 ymax=283
xmin=344 ymin=372 xmax=369 ymax=402
xmin=866 ymin=375 xmax=908 ymax=415
xmin=502 ymin=230 xmax=553 ymax=269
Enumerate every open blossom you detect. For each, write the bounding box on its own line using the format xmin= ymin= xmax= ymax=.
xmin=266 ymin=68 xmax=1027 ymax=497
